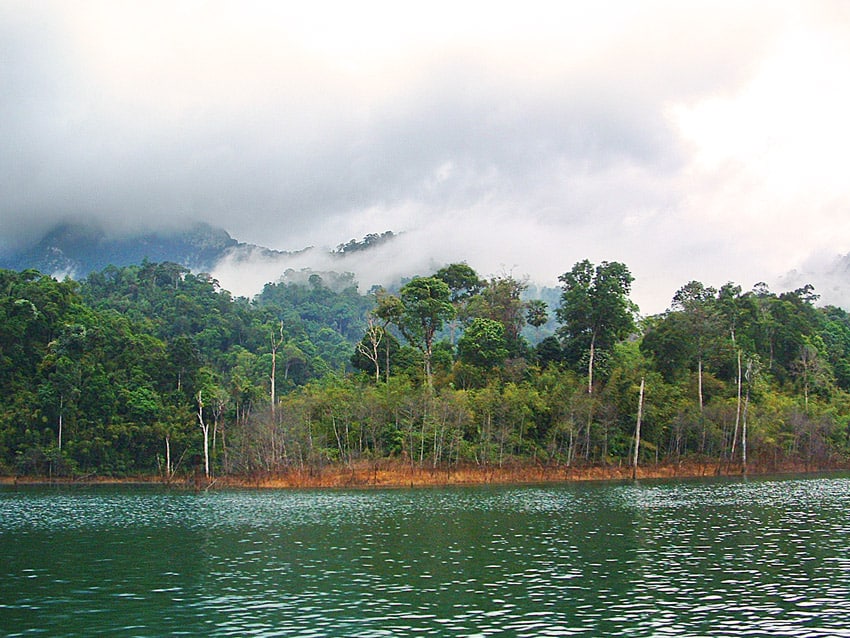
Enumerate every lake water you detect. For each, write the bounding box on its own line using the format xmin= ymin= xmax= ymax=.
xmin=1 ymin=475 xmax=849 ymax=637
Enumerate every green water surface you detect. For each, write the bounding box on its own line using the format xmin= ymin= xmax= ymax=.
xmin=1 ymin=475 xmax=849 ymax=636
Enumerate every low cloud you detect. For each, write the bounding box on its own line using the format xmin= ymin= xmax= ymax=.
xmin=2 ymin=2 xmax=849 ymax=314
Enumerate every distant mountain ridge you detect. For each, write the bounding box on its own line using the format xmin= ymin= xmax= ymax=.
xmin=778 ymin=252 xmax=850 ymax=310
xmin=0 ymin=221 xmax=241 ymax=277
xmin=0 ymin=220 xmax=397 ymax=282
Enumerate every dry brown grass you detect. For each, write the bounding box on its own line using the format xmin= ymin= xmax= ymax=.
xmin=3 ymin=458 xmax=845 ymax=490
xmin=217 ymin=458 xmax=847 ymax=490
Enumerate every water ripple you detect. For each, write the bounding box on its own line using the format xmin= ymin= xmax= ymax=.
xmin=2 ymin=475 xmax=849 ymax=636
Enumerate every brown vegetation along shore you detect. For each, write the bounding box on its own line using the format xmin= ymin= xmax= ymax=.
xmin=4 ymin=459 xmax=848 ymax=490
xmin=219 ymin=459 xmax=850 ymax=489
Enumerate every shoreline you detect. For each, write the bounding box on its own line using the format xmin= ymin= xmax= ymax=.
xmin=3 ymin=459 xmax=848 ymax=490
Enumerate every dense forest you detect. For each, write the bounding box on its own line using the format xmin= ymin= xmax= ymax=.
xmin=2 ymin=258 xmax=849 ymax=481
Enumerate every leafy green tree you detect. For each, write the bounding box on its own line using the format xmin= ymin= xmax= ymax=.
xmin=468 ymin=274 xmax=529 ymax=358
xmin=819 ymin=305 xmax=850 ymax=390
xmin=642 ymin=281 xmax=724 ymax=413
xmin=556 ymin=260 xmax=636 ymax=391
xmin=389 ymin=277 xmax=455 ymax=387
xmin=435 ymin=262 xmax=485 ymax=343
xmin=792 ymin=335 xmax=833 ymax=411
xmin=435 ymin=263 xmax=485 ymax=304
xmin=672 ymin=281 xmax=718 ymax=409
xmin=641 ymin=312 xmax=696 ymax=382
xmin=526 ymin=299 xmax=549 ymax=332
xmin=535 ymin=335 xmax=564 ymax=368
xmin=458 ymin=318 xmax=509 ymax=370
xmin=556 ymin=260 xmax=636 ymax=461
xmin=167 ymin=335 xmax=202 ymax=395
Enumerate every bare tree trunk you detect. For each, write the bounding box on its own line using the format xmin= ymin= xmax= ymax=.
xmin=585 ymin=335 xmax=596 ymax=460
xmin=270 ymin=352 xmax=276 ymax=415
xmin=212 ymin=411 xmax=218 ymax=459
xmin=420 ymin=413 xmax=426 ymax=466
xmin=424 ymin=341 xmax=434 ymax=389
xmin=198 ymin=391 xmax=210 ymax=479
xmin=332 ymin=415 xmax=346 ymax=467
xmin=633 ymin=377 xmax=645 ymax=480
xmin=742 ymin=357 xmax=754 ymax=475
xmin=698 ymin=358 xmax=704 ymax=413
xmin=433 ymin=418 xmax=441 ymax=468
xmin=270 ymin=322 xmax=283 ymax=417
xmin=742 ymin=390 xmax=750 ymax=475
xmin=385 ymin=333 xmax=391 ymax=384
xmin=58 ymin=395 xmax=64 ymax=451
xmin=356 ymin=316 xmax=383 ymax=383
xmin=731 ymin=349 xmax=742 ymax=461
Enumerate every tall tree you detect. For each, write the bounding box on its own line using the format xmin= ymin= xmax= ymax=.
xmin=468 ymin=274 xmax=529 ymax=358
xmin=435 ymin=263 xmax=485 ymax=305
xmin=557 ymin=261 xmax=636 ymax=460
xmin=556 ymin=260 xmax=636 ymax=393
xmin=670 ymin=280 xmax=719 ymax=413
xmin=526 ymin=299 xmax=549 ymax=333
xmin=372 ymin=290 xmax=408 ymax=381
xmin=356 ymin=314 xmax=386 ymax=383
xmin=269 ymin=321 xmax=284 ymax=416
xmin=392 ymin=277 xmax=455 ymax=387
xmin=458 ymin=318 xmax=509 ymax=369
xmin=435 ymin=262 xmax=485 ymax=344
xmin=633 ymin=376 xmax=645 ymax=480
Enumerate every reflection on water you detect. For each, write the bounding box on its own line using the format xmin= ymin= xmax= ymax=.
xmin=2 ymin=475 xmax=849 ymax=637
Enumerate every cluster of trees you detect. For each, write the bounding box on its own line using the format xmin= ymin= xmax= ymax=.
xmin=1 ymin=258 xmax=849 ymax=479
xmin=334 ymin=231 xmax=397 ymax=255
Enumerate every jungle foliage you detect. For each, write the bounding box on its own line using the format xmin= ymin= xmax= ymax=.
xmin=2 ymin=260 xmax=849 ymax=479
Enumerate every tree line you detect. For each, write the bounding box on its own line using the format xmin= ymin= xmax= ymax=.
xmin=1 ymin=258 xmax=848 ymax=480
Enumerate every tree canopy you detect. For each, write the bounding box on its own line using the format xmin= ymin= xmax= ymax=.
xmin=0 ymin=257 xmax=848 ymax=480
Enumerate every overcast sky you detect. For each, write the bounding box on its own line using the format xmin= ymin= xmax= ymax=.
xmin=2 ymin=0 xmax=850 ymax=313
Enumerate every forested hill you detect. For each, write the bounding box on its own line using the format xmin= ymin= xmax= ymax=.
xmin=1 ymin=222 xmax=241 ymax=277
xmin=1 ymin=260 xmax=849 ymax=480
xmin=0 ymin=221 xmax=401 ymax=283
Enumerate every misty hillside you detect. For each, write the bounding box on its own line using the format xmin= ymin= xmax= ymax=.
xmin=5 ymin=220 xmax=850 ymax=317
xmin=0 ymin=220 xmax=365 ymax=280
xmin=0 ymin=221 xmax=244 ymax=278
xmin=779 ymin=253 xmax=850 ymax=310
xmin=0 ymin=221 xmax=417 ymax=302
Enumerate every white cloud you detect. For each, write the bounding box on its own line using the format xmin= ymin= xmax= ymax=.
xmin=668 ymin=5 xmax=850 ymax=292
xmin=2 ymin=1 xmax=850 ymax=314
